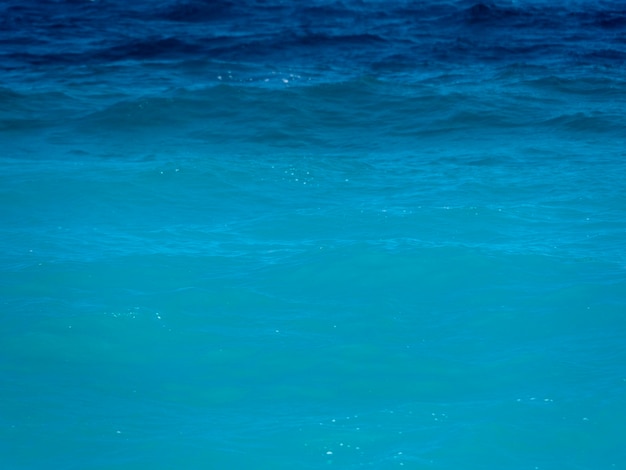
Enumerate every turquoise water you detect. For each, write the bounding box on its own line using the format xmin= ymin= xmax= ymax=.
xmin=2 ymin=128 xmax=625 ymax=468
xmin=2 ymin=0 xmax=626 ymax=468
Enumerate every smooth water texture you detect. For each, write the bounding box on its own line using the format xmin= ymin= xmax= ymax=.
xmin=1 ymin=1 xmax=626 ymax=468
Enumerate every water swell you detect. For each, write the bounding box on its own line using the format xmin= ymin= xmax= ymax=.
xmin=1 ymin=0 xmax=624 ymax=73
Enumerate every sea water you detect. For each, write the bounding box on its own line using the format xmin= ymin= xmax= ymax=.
xmin=1 ymin=0 xmax=625 ymax=468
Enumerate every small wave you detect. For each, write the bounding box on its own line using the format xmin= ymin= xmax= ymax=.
xmin=157 ymin=0 xmax=235 ymax=22
xmin=98 ymin=37 xmax=206 ymax=61
xmin=541 ymin=111 xmax=624 ymax=135
xmin=464 ymin=2 xmax=525 ymax=25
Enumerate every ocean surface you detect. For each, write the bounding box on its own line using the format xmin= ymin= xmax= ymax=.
xmin=1 ymin=0 xmax=625 ymax=468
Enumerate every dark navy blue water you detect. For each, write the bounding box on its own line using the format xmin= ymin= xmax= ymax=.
xmin=1 ymin=1 xmax=626 ymax=468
